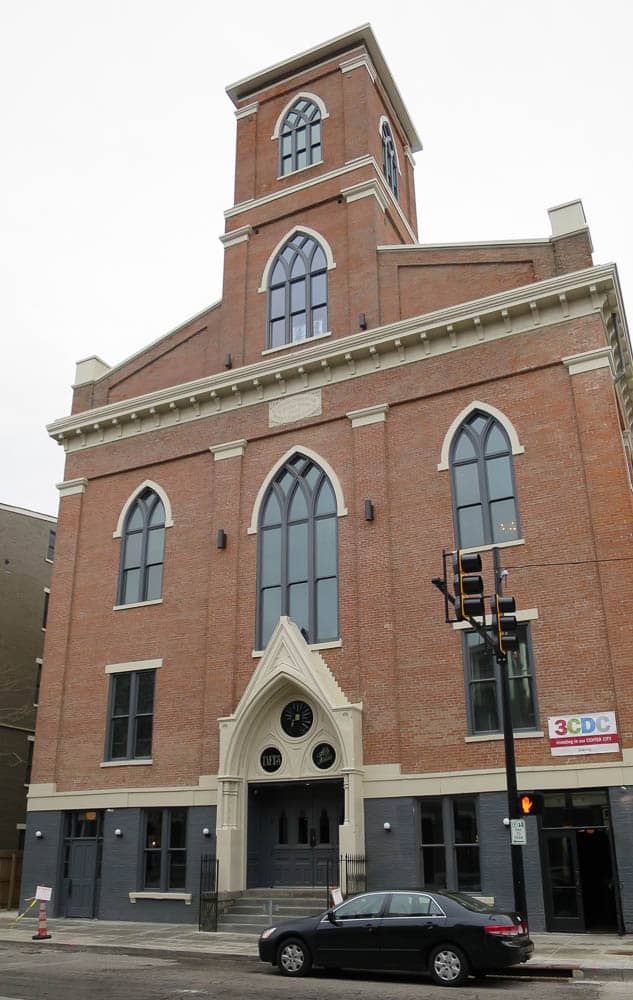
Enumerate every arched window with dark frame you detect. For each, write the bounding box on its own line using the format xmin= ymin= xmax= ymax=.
xmin=450 ymin=411 xmax=520 ymax=549
xmin=257 ymin=453 xmax=338 ymax=649
xmin=117 ymin=488 xmax=166 ymax=605
xmin=267 ymin=232 xmax=328 ymax=349
xmin=279 ymin=97 xmax=322 ymax=175
xmin=381 ymin=120 xmax=399 ymax=200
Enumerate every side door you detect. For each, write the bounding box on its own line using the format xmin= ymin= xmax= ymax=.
xmin=379 ymin=892 xmax=447 ymax=970
xmin=65 ymin=841 xmax=98 ymax=918
xmin=542 ymin=830 xmax=585 ymax=932
xmin=315 ymin=892 xmax=388 ymax=970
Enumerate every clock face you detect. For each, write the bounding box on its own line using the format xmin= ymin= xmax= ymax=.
xmin=281 ymin=700 xmax=313 ymax=738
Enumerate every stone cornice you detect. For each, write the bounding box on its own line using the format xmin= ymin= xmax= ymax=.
xmin=47 ymin=264 xmax=632 ymax=453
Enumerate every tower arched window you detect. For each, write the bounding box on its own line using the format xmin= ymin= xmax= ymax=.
xmin=257 ymin=453 xmax=338 ymax=649
xmin=381 ymin=121 xmax=399 ymax=200
xmin=279 ymin=97 xmax=322 ymax=175
xmin=267 ymin=232 xmax=328 ymax=349
xmin=450 ymin=412 xmax=520 ymax=548
xmin=117 ymin=488 xmax=166 ymax=605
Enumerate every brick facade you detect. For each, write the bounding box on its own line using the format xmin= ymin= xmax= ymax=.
xmin=26 ymin=26 xmax=633 ymax=932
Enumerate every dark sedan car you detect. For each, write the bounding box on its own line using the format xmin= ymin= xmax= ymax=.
xmin=258 ymin=889 xmax=534 ymax=987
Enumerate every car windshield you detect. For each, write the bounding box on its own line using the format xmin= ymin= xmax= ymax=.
xmin=440 ymin=891 xmax=495 ymax=913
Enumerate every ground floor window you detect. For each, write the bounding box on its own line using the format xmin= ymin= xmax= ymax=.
xmin=419 ymin=796 xmax=480 ymax=892
xmin=143 ymin=808 xmax=187 ymax=891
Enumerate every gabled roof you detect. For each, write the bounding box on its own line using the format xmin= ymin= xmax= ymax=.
xmin=225 ymin=24 xmax=423 ymax=153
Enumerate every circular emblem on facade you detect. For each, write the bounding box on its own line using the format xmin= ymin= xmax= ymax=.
xmin=280 ymin=700 xmax=313 ymax=738
xmin=260 ymin=747 xmax=283 ymax=773
xmin=312 ymin=742 xmax=336 ymax=770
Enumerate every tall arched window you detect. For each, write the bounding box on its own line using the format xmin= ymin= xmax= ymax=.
xmin=257 ymin=453 xmax=338 ymax=649
xmin=279 ymin=97 xmax=322 ymax=175
xmin=267 ymin=233 xmax=328 ymax=349
xmin=381 ymin=120 xmax=399 ymax=200
xmin=450 ymin=412 xmax=520 ymax=548
xmin=117 ymin=488 xmax=166 ymax=605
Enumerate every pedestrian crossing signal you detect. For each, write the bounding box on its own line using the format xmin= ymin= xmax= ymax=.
xmin=518 ymin=793 xmax=544 ymax=816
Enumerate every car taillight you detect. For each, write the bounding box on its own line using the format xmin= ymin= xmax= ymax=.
xmin=484 ymin=924 xmax=519 ymax=936
xmin=520 ymin=921 xmax=528 ymax=935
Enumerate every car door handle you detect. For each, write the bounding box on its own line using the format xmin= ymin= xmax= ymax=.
xmin=363 ymin=923 xmax=375 ymax=931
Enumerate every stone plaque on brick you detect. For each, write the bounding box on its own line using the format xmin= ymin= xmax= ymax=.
xmin=269 ymin=390 xmax=322 ymax=427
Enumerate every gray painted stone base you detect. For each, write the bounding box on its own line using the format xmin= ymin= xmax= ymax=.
xmin=609 ymin=787 xmax=633 ymax=933
xmin=21 ymin=806 xmax=216 ymax=923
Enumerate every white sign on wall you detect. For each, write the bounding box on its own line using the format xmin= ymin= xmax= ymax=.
xmin=510 ymin=819 xmax=527 ymax=845
xmin=35 ymin=885 xmax=52 ymax=901
xmin=548 ymin=712 xmax=619 ymax=756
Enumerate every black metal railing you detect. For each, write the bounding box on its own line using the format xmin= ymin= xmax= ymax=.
xmin=198 ymin=855 xmax=219 ymax=932
xmin=324 ymin=854 xmax=367 ymax=905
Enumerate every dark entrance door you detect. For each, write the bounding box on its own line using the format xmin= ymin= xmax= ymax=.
xmin=62 ymin=810 xmax=103 ymax=918
xmin=248 ymin=781 xmax=343 ymax=887
xmin=542 ymin=831 xmax=585 ymax=932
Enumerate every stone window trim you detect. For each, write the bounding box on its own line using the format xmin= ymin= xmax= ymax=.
xmin=258 ymin=226 xmax=335 ymax=294
xmin=116 ymin=487 xmax=166 ymax=607
xmin=271 ymin=92 xmax=329 ymax=139
xmin=380 ymin=117 xmax=400 ymax=201
xmin=378 ymin=115 xmax=401 ymax=175
xmin=265 ymin=232 xmax=329 ymax=350
xmin=113 ymin=480 xmax=174 ymax=538
xmin=248 ymin=445 xmax=347 ymax=533
xmin=438 ymin=401 xmax=524 ymax=472
xmin=113 ymin=598 xmax=163 ymax=612
xmin=275 ymin=94 xmax=326 ymax=177
xmin=129 ymin=891 xmax=191 ymax=904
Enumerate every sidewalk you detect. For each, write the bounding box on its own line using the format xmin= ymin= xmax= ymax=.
xmin=1 ymin=912 xmax=632 ymax=980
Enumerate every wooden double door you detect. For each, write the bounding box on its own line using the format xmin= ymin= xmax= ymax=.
xmin=247 ymin=781 xmax=343 ymax=887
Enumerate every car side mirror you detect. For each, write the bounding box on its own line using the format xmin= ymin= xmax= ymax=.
xmin=326 ymin=909 xmax=337 ymax=924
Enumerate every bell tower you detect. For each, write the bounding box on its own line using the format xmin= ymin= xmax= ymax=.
xmin=217 ymin=25 xmax=423 ymax=368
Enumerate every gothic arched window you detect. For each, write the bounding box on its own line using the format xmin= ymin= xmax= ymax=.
xmin=279 ymin=97 xmax=322 ymax=175
xmin=257 ymin=454 xmax=338 ymax=649
xmin=267 ymin=232 xmax=328 ymax=349
xmin=117 ymin=488 xmax=166 ymax=605
xmin=450 ymin=412 xmax=520 ymax=548
xmin=381 ymin=120 xmax=399 ymax=200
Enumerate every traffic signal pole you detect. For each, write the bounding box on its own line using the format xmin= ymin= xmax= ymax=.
xmin=493 ymin=547 xmax=529 ymax=924
xmin=432 ymin=547 xmax=529 ymax=924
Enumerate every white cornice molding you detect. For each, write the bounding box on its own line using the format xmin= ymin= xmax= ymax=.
xmin=235 ymin=102 xmax=258 ymax=120
xmin=47 ymin=264 xmax=631 ymax=454
xmin=562 ymin=346 xmax=616 ymax=377
xmin=209 ymin=439 xmax=247 ymax=461
xmin=224 ymin=154 xmax=418 ymax=242
xmin=219 ymin=225 xmax=253 ymax=248
xmin=339 ymin=53 xmax=376 ymax=83
xmin=342 ymin=178 xmax=389 ymax=214
xmin=346 ymin=403 xmax=389 ymax=427
xmin=377 ymin=238 xmax=552 ymax=252
xmin=57 ymin=478 xmax=88 ymax=497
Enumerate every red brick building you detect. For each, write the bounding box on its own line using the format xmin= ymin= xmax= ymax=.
xmin=24 ymin=25 xmax=633 ymax=934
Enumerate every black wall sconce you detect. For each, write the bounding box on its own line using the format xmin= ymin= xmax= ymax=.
xmin=364 ymin=500 xmax=375 ymax=522
xmin=217 ymin=529 xmax=227 ymax=549
xmin=359 ymin=312 xmax=367 ymax=331
xmin=224 ymin=353 xmax=232 ymax=370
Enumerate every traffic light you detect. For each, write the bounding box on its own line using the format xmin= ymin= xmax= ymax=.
xmin=491 ymin=593 xmax=518 ymax=656
xmin=452 ymin=551 xmax=484 ymax=620
xmin=518 ymin=792 xmax=544 ymax=817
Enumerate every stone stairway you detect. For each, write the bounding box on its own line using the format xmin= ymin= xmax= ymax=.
xmin=217 ymin=887 xmax=328 ymax=935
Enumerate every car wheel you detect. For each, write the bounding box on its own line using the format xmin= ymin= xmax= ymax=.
xmin=276 ymin=937 xmax=312 ymax=977
xmin=429 ymin=944 xmax=469 ymax=987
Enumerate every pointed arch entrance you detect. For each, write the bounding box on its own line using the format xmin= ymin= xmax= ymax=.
xmin=216 ymin=618 xmax=364 ymax=891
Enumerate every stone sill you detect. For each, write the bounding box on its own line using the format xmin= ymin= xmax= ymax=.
xmin=252 ymin=638 xmax=342 ymax=658
xmin=100 ymin=759 xmax=153 ymax=768
xmin=129 ymin=892 xmax=191 ymax=904
xmin=464 ymin=731 xmax=545 ymax=743
xmin=113 ymin=599 xmax=163 ymax=611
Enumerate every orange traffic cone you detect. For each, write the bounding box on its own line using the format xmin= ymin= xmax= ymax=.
xmin=31 ymin=901 xmax=51 ymax=941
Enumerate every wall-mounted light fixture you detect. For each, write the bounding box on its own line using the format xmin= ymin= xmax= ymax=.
xmin=364 ymin=500 xmax=375 ymax=522
xmin=202 ymin=827 xmax=211 ymax=838
xmin=217 ymin=529 xmax=227 ymax=550
xmin=383 ymin=822 xmax=391 ymax=832
xmin=359 ymin=313 xmax=367 ymax=331
xmin=35 ymin=830 xmax=44 ymax=839
xmin=114 ymin=828 xmax=123 ymax=838
xmin=224 ymin=353 xmax=232 ymax=370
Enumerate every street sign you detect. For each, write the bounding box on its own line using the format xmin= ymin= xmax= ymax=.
xmin=510 ymin=819 xmax=527 ymax=845
xmin=35 ymin=885 xmax=52 ymax=901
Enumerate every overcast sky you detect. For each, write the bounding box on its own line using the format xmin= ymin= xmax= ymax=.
xmin=2 ymin=0 xmax=632 ymax=518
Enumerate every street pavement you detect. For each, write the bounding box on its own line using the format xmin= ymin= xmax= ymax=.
xmin=1 ymin=911 xmax=632 ymax=980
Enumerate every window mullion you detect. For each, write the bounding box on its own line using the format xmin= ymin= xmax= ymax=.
xmin=127 ymin=672 xmax=138 ymax=759
xmin=139 ymin=517 xmax=150 ymax=601
xmin=161 ymin=810 xmax=170 ymax=892
xmin=281 ymin=492 xmax=290 ymax=617
xmin=307 ymin=483 xmax=317 ymax=642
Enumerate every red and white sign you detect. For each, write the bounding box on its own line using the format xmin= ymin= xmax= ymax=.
xmin=548 ymin=712 xmax=619 ymax=756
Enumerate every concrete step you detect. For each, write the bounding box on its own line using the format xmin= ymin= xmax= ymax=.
xmin=217 ymin=921 xmax=269 ymax=934
xmin=220 ymin=912 xmax=270 ymax=926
